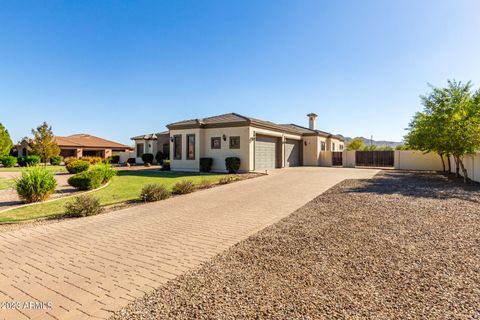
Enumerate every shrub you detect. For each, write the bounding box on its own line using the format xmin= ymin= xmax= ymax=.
xmin=66 ymin=160 xmax=90 ymax=174
xmin=219 ymin=175 xmax=241 ymax=185
xmin=200 ymin=158 xmax=213 ymax=172
xmin=80 ymin=157 xmax=103 ymax=164
xmin=110 ymin=154 xmax=120 ymax=164
xmin=155 ymin=151 xmax=164 ymax=164
xmin=127 ymin=158 xmax=136 ymax=165
xmin=15 ymin=166 xmax=57 ymax=203
xmin=140 ymin=184 xmax=171 ymax=202
xmin=64 ymin=158 xmax=76 ymax=166
xmin=50 ymin=155 xmax=62 ymax=165
xmin=142 ymin=153 xmax=154 ymax=165
xmin=197 ymin=179 xmax=214 ymax=189
xmin=172 ymin=179 xmax=195 ymax=194
xmin=68 ymin=170 xmax=103 ymax=190
xmin=1 ymin=155 xmax=17 ymax=168
xmin=17 ymin=155 xmax=41 ymax=167
xmin=225 ymin=157 xmax=241 ymax=173
xmin=91 ymin=163 xmax=116 ymax=183
xmin=161 ymin=160 xmax=171 ymax=171
xmin=64 ymin=194 xmax=103 ymax=217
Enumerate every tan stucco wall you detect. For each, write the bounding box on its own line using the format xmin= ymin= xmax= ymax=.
xmin=169 ymin=128 xmax=202 ymax=172
xmin=319 ymin=151 xmax=332 ymax=166
xmin=343 ymin=150 xmax=356 ymax=168
xmin=394 ymin=150 xmax=445 ymax=171
xmin=302 ymin=136 xmax=320 ymax=166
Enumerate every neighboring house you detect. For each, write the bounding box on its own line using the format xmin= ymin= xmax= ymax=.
xmin=17 ymin=134 xmax=131 ymax=159
xmin=130 ymin=131 xmax=170 ymax=163
xmin=133 ymin=113 xmax=344 ymax=172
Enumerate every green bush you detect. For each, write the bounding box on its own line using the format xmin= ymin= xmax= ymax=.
xmin=80 ymin=156 xmax=104 ymax=164
xmin=66 ymin=160 xmax=90 ymax=174
xmin=110 ymin=154 xmax=120 ymax=164
xmin=142 ymin=153 xmax=154 ymax=164
xmin=219 ymin=175 xmax=240 ymax=185
xmin=140 ymin=184 xmax=171 ymax=202
xmin=200 ymin=158 xmax=213 ymax=172
xmin=161 ymin=160 xmax=171 ymax=171
xmin=172 ymin=179 xmax=195 ymax=194
xmin=91 ymin=163 xmax=116 ymax=183
xmin=50 ymin=155 xmax=62 ymax=165
xmin=68 ymin=170 xmax=103 ymax=190
xmin=155 ymin=151 xmax=165 ymax=164
xmin=197 ymin=179 xmax=214 ymax=189
xmin=17 ymin=155 xmax=41 ymax=167
xmin=127 ymin=157 xmax=136 ymax=165
xmin=225 ymin=157 xmax=241 ymax=173
xmin=64 ymin=194 xmax=103 ymax=217
xmin=1 ymin=155 xmax=17 ymax=167
xmin=15 ymin=166 xmax=57 ymax=203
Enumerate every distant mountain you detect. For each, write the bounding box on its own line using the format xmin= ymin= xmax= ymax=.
xmin=343 ymin=136 xmax=403 ymax=148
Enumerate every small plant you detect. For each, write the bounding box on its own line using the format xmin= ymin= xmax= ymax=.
xmin=225 ymin=157 xmax=241 ymax=173
xmin=80 ymin=156 xmax=103 ymax=164
xmin=219 ymin=175 xmax=240 ymax=185
xmin=1 ymin=155 xmax=17 ymax=168
xmin=64 ymin=194 xmax=103 ymax=217
xmin=155 ymin=151 xmax=165 ymax=164
xmin=142 ymin=153 xmax=154 ymax=165
xmin=91 ymin=163 xmax=116 ymax=183
xmin=110 ymin=154 xmax=120 ymax=164
xmin=140 ymin=184 xmax=171 ymax=202
xmin=17 ymin=155 xmax=41 ymax=167
xmin=161 ymin=160 xmax=171 ymax=171
xmin=200 ymin=158 xmax=213 ymax=172
xmin=15 ymin=166 xmax=57 ymax=203
xmin=50 ymin=155 xmax=62 ymax=165
xmin=66 ymin=159 xmax=90 ymax=174
xmin=68 ymin=170 xmax=104 ymax=190
xmin=127 ymin=157 xmax=136 ymax=165
xmin=197 ymin=179 xmax=214 ymax=189
xmin=172 ymin=179 xmax=195 ymax=194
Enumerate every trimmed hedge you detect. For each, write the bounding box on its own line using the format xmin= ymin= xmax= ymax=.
xmin=225 ymin=157 xmax=241 ymax=173
xmin=68 ymin=170 xmax=104 ymax=190
xmin=142 ymin=153 xmax=154 ymax=165
xmin=50 ymin=155 xmax=62 ymax=165
xmin=17 ymin=155 xmax=41 ymax=167
xmin=127 ymin=158 xmax=136 ymax=165
xmin=1 ymin=155 xmax=17 ymax=167
xmin=155 ymin=151 xmax=165 ymax=164
xmin=66 ymin=160 xmax=90 ymax=174
xmin=200 ymin=158 xmax=213 ymax=172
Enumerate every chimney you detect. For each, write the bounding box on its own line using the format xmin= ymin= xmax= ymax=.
xmin=307 ymin=113 xmax=318 ymax=130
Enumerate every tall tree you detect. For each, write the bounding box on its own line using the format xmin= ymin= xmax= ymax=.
xmin=30 ymin=122 xmax=60 ymax=165
xmin=0 ymin=123 xmax=13 ymax=157
xmin=346 ymin=137 xmax=365 ymax=150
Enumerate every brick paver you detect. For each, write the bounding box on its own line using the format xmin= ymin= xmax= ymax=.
xmin=0 ymin=167 xmax=378 ymax=320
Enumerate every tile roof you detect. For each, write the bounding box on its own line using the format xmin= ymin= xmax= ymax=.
xmin=131 ymin=131 xmax=169 ymax=140
xmin=54 ymin=134 xmax=130 ymax=149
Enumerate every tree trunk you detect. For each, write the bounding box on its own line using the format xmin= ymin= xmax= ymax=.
xmin=439 ymin=153 xmax=446 ymax=172
xmin=458 ymin=157 xmax=469 ymax=183
xmin=447 ymin=155 xmax=451 ymax=173
xmin=454 ymin=156 xmax=460 ymax=177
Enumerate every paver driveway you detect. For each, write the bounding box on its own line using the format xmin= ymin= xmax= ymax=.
xmin=0 ymin=167 xmax=379 ymax=320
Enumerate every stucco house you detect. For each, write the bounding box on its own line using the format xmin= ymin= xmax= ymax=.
xmin=18 ymin=134 xmax=131 ymax=159
xmin=132 ymin=113 xmax=344 ymax=172
xmin=130 ymin=131 xmax=170 ymax=163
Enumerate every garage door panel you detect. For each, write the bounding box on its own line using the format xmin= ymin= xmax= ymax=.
xmin=255 ymin=135 xmax=277 ymax=170
xmin=285 ymin=139 xmax=300 ymax=167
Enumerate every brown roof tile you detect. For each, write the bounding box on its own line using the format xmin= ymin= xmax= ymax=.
xmin=54 ymin=134 xmax=130 ymax=149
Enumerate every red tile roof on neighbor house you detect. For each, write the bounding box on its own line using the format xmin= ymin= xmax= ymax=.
xmin=54 ymin=134 xmax=130 ymax=149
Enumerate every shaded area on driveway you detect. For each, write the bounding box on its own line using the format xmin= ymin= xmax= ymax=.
xmin=112 ymin=171 xmax=480 ymax=320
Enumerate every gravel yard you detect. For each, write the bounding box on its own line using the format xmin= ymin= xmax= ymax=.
xmin=112 ymin=171 xmax=480 ymax=320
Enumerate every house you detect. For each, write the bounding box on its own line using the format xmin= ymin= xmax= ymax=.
xmin=17 ymin=134 xmax=131 ymax=159
xmin=130 ymin=131 xmax=170 ymax=163
xmin=132 ymin=113 xmax=344 ymax=172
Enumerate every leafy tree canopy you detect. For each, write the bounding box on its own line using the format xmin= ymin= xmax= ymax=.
xmin=346 ymin=137 xmax=365 ymax=151
xmin=30 ymin=122 xmax=60 ymax=164
xmin=0 ymin=123 xmax=13 ymax=157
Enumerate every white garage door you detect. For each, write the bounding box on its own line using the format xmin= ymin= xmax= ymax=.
xmin=285 ymin=139 xmax=300 ymax=167
xmin=255 ymin=135 xmax=277 ymax=170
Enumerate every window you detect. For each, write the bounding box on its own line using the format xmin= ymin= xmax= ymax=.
xmin=211 ymin=137 xmax=221 ymax=149
xmin=321 ymin=141 xmax=326 ymax=151
xmin=136 ymin=143 xmax=144 ymax=158
xmin=229 ymin=136 xmax=240 ymax=149
xmin=186 ymin=134 xmax=195 ymax=160
xmin=173 ymin=135 xmax=182 ymax=160
xmin=332 ymin=143 xmax=336 ymax=151
xmin=162 ymin=143 xmax=170 ymax=159
xmin=340 ymin=144 xmax=344 ymax=151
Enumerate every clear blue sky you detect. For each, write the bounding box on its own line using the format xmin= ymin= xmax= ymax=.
xmin=1 ymin=0 xmax=479 ymax=145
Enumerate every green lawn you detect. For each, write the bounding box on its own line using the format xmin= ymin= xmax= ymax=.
xmin=0 ymin=178 xmax=14 ymax=190
xmin=0 ymin=170 xmax=226 ymax=223
xmin=0 ymin=165 xmax=67 ymax=173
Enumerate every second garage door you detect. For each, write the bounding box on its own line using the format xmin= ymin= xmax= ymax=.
xmin=285 ymin=139 xmax=300 ymax=167
xmin=255 ymin=135 xmax=277 ymax=170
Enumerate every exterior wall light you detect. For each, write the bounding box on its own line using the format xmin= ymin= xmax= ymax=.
xmin=170 ymin=136 xmax=174 ymax=142
xmin=222 ymin=134 xmax=227 ymax=141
